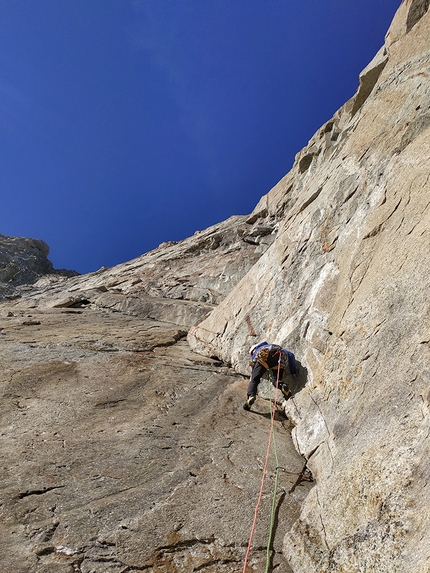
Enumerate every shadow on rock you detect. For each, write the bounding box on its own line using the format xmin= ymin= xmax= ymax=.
xmin=289 ymin=359 xmax=308 ymax=397
xmin=249 ymin=409 xmax=287 ymax=422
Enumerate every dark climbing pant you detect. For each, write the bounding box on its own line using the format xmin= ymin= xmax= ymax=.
xmin=247 ymin=362 xmax=284 ymax=397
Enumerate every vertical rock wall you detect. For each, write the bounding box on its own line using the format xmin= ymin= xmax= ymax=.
xmin=189 ymin=2 xmax=430 ymax=571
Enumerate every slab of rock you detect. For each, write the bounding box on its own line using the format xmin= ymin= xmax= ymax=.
xmin=14 ymin=215 xmax=278 ymax=329
xmin=0 ymin=301 xmax=310 ymax=572
xmin=1 ymin=192 xmax=306 ymax=573
xmin=188 ymin=3 xmax=430 ymax=572
xmin=2 ymin=2 xmax=430 ymax=573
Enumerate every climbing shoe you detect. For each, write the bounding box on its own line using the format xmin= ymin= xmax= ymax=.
xmin=243 ymin=395 xmax=256 ymax=411
xmin=279 ymin=384 xmax=291 ymax=400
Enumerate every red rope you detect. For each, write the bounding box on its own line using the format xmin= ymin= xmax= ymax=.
xmin=242 ymin=356 xmax=281 ymax=572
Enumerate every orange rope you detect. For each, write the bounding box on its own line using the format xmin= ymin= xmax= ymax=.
xmin=242 ymin=355 xmax=281 ymax=573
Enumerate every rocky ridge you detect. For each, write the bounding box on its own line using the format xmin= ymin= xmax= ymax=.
xmin=1 ymin=1 xmax=429 ymax=572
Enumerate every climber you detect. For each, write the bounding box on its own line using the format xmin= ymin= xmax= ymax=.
xmin=243 ymin=341 xmax=297 ymax=411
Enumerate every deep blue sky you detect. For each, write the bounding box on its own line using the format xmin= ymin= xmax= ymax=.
xmin=1 ymin=1 xmax=400 ymax=274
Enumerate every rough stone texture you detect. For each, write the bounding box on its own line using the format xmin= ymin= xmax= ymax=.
xmin=0 ymin=234 xmax=53 ymax=296
xmin=0 ymin=234 xmax=79 ymax=300
xmin=0 ymin=213 xmax=311 ymax=572
xmin=2 ymin=2 xmax=430 ymax=572
xmin=0 ymin=302 xmax=310 ymax=573
xmin=189 ymin=2 xmax=430 ymax=572
xmin=13 ymin=215 xmax=277 ymax=329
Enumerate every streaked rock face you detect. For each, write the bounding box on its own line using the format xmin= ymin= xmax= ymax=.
xmin=1 ymin=2 xmax=429 ymax=572
xmin=1 ymin=215 xmax=309 ymax=572
xmin=0 ymin=303 xmax=309 ymax=572
xmin=15 ymin=215 xmax=273 ymax=326
xmin=189 ymin=2 xmax=430 ymax=571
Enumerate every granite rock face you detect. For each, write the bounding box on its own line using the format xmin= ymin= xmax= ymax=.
xmin=0 ymin=302 xmax=311 ymax=572
xmin=0 ymin=234 xmax=79 ymax=300
xmin=12 ymin=215 xmax=276 ymax=328
xmin=0 ymin=234 xmax=54 ymax=297
xmin=1 ymin=2 xmax=430 ymax=572
xmin=188 ymin=2 xmax=430 ymax=572
xmin=0 ymin=215 xmax=310 ymax=572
